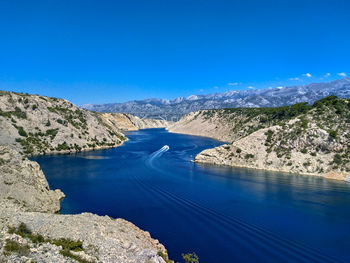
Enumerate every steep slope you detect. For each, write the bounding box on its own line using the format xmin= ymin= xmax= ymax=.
xmin=0 ymin=146 xmax=170 ymax=263
xmin=0 ymin=91 xmax=172 ymax=262
xmin=0 ymin=91 xmax=168 ymax=155
xmin=100 ymin=113 xmax=169 ymax=131
xmin=0 ymin=145 xmax=64 ymax=213
xmin=169 ymin=96 xmax=350 ymax=181
xmin=82 ymin=78 xmax=350 ymax=119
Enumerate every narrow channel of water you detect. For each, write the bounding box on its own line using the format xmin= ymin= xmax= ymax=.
xmin=33 ymin=128 xmax=350 ymax=263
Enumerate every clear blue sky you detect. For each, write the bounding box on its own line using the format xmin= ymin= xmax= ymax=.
xmin=0 ymin=0 xmax=349 ymax=105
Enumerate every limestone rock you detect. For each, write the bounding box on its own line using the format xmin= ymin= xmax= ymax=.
xmin=171 ymin=97 xmax=350 ymax=182
xmin=0 ymin=145 xmax=64 ymax=213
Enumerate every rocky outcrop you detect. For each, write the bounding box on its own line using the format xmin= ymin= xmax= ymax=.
xmin=171 ymin=96 xmax=350 ymax=181
xmin=0 ymin=210 xmax=168 ymax=263
xmin=0 ymin=90 xmax=172 ymax=262
xmin=0 ymin=145 xmax=64 ymax=213
xmin=167 ymin=111 xmax=233 ymax=142
xmin=100 ymin=113 xmax=169 ymax=131
xmin=0 ymin=146 xmax=170 ymax=263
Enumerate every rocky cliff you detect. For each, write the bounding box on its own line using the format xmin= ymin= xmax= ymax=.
xmin=100 ymin=113 xmax=169 ymax=131
xmin=0 ymin=145 xmax=64 ymax=213
xmin=169 ymin=96 xmax=350 ymax=181
xmin=0 ymin=91 xmax=171 ymax=262
xmin=0 ymin=146 xmax=170 ymax=262
xmin=0 ymin=90 xmax=168 ymax=155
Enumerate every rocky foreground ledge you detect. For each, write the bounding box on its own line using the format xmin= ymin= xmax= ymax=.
xmin=0 ymin=145 xmax=171 ymax=262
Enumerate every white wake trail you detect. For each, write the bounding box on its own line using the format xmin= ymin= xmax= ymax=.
xmin=147 ymin=145 xmax=170 ymax=169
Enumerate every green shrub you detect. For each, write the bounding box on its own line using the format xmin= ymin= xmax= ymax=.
xmin=333 ymin=154 xmax=342 ymax=165
xmin=157 ymin=251 xmax=173 ymax=263
xmin=7 ymin=223 xmax=90 ymax=262
xmin=236 ymin=148 xmax=242 ymax=153
xmin=303 ymin=161 xmax=311 ymax=167
xmin=17 ymin=126 xmax=27 ymax=137
xmin=52 ymin=238 xmax=83 ymax=251
xmin=300 ymin=118 xmax=308 ymax=129
xmin=329 ymin=130 xmax=338 ymax=140
xmin=4 ymin=239 xmax=30 ymax=256
xmin=265 ymin=129 xmax=274 ymax=143
xmin=56 ymin=142 xmax=70 ymax=151
xmin=244 ymin=153 xmax=254 ymax=159
xmin=56 ymin=119 xmax=64 ymax=125
xmin=60 ymin=249 xmax=92 ymax=263
xmin=46 ymin=128 xmax=59 ymax=140
xmin=182 ymin=252 xmax=199 ymax=263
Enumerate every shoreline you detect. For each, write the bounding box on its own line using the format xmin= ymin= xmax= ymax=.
xmin=195 ymin=158 xmax=350 ymax=182
xmin=167 ymin=127 xmax=350 ymax=182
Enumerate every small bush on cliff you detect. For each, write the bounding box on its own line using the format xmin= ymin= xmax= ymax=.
xmin=182 ymin=252 xmax=199 ymax=263
xmin=333 ymin=154 xmax=342 ymax=165
xmin=8 ymin=223 xmax=44 ymax=243
xmin=52 ymin=238 xmax=84 ymax=251
xmin=329 ymin=129 xmax=338 ymax=140
xmin=244 ymin=153 xmax=254 ymax=159
xmin=7 ymin=223 xmax=91 ymax=263
xmin=4 ymin=239 xmax=30 ymax=256
xmin=157 ymin=251 xmax=174 ymax=263
xmin=17 ymin=126 xmax=27 ymax=137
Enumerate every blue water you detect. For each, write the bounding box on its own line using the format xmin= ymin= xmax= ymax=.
xmin=33 ymin=128 xmax=350 ymax=263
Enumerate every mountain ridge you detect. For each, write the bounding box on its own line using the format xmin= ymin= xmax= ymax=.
xmin=81 ymin=78 xmax=350 ymax=120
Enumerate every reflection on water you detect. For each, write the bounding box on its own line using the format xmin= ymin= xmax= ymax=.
xmin=33 ymin=128 xmax=350 ymax=263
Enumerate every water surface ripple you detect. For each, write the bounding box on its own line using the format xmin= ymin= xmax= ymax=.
xmin=33 ymin=128 xmax=350 ymax=263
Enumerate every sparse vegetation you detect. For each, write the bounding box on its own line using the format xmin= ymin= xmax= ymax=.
xmin=17 ymin=126 xmax=28 ymax=137
xmin=157 ymin=251 xmax=174 ymax=263
xmin=7 ymin=223 xmax=93 ymax=263
xmin=196 ymin=96 xmax=350 ymax=175
xmin=0 ymin=106 xmax=27 ymax=119
xmin=182 ymin=252 xmax=199 ymax=263
xmin=244 ymin=153 xmax=254 ymax=159
xmin=3 ymin=239 xmax=30 ymax=256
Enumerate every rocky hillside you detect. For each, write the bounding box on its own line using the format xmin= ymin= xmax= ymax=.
xmin=0 ymin=90 xmax=167 ymax=155
xmin=169 ymin=96 xmax=350 ymax=181
xmin=0 ymin=146 xmax=170 ymax=263
xmin=0 ymin=145 xmax=64 ymax=213
xmin=100 ymin=113 xmax=169 ymax=131
xmin=82 ymin=77 xmax=350 ymax=120
xmin=0 ymin=90 xmax=172 ymax=262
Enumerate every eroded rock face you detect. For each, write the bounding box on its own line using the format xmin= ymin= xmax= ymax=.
xmin=100 ymin=113 xmax=169 ymax=131
xmin=0 ymin=211 xmax=167 ymax=263
xmin=0 ymin=89 xmax=172 ymax=262
xmin=0 ymin=145 xmax=64 ymax=213
xmin=0 ymin=146 xmax=170 ymax=262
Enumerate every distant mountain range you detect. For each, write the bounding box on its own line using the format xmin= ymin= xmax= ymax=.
xmin=81 ymin=78 xmax=350 ymax=120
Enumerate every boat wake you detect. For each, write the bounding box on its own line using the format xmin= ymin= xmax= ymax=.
xmin=146 ymin=145 xmax=170 ymax=169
